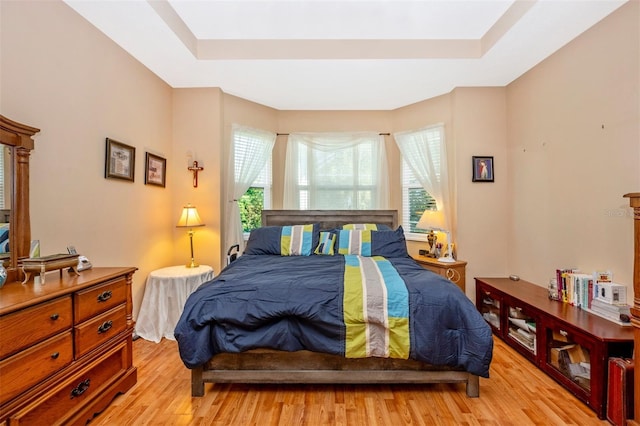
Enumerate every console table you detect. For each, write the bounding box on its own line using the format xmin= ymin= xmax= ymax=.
xmin=475 ymin=277 xmax=634 ymax=419
xmin=135 ymin=265 xmax=214 ymax=343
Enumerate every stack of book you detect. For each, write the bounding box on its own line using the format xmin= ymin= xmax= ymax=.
xmin=507 ymin=316 xmax=536 ymax=353
xmin=553 ymin=268 xmax=593 ymax=308
xmin=589 ymin=298 xmax=631 ymax=326
xmin=553 ymin=268 xmax=631 ymax=326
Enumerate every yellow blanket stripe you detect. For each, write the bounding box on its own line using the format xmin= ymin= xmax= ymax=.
xmin=343 ymin=255 xmax=410 ymax=359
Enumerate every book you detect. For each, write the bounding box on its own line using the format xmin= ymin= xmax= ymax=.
xmin=591 ymin=299 xmax=630 ymax=314
xmin=586 ymin=300 xmax=632 ymax=326
xmin=594 ymin=282 xmax=627 ymax=305
xmin=593 ymin=270 xmax=613 ymax=283
xmin=556 ymin=268 xmax=577 ymax=303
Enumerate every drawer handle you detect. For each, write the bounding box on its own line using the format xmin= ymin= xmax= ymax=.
xmin=51 ymin=352 xmax=59 ymax=359
xmin=70 ymin=379 xmax=91 ymax=399
xmin=50 ymin=313 xmax=59 ymax=321
xmin=445 ymin=268 xmax=460 ymax=282
xmin=98 ymin=320 xmax=113 ymax=334
xmin=97 ymin=290 xmax=113 ymax=302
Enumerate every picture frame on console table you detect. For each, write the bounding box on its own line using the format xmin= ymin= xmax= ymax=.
xmin=105 ymin=138 xmax=135 ymax=182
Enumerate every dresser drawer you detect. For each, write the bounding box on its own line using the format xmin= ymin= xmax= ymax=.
xmin=8 ymin=339 xmax=130 ymax=425
xmin=74 ymin=304 xmax=127 ymax=358
xmin=0 ymin=331 xmax=73 ymax=405
xmin=0 ymin=296 xmax=72 ymax=358
xmin=74 ymin=276 xmax=127 ymax=323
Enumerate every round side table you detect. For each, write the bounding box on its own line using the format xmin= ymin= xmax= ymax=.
xmin=135 ymin=265 xmax=214 ymax=342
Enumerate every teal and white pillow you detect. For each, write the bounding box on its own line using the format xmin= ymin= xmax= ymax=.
xmin=314 ymin=231 xmax=336 ymax=255
xmin=281 ymin=224 xmax=316 ymax=256
xmin=337 ymin=229 xmax=372 ymax=256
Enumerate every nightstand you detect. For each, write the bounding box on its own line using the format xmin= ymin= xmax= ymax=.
xmin=414 ymin=257 xmax=467 ymax=292
xmin=135 ymin=265 xmax=214 ymax=343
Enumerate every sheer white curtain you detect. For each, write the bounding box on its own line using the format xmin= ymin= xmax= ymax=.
xmin=393 ymin=124 xmax=452 ymax=231
xmin=283 ymin=132 xmax=388 ymax=210
xmin=226 ymin=124 xmax=276 ymax=251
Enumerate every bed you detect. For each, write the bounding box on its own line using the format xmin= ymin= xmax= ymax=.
xmin=174 ymin=210 xmax=493 ymax=398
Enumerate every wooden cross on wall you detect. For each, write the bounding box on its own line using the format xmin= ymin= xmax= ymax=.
xmin=188 ymin=161 xmax=204 ymax=188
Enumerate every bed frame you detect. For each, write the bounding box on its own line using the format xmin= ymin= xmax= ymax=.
xmin=191 ymin=210 xmax=481 ymax=397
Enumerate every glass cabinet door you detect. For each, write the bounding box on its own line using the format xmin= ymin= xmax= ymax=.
xmin=478 ymin=286 xmax=501 ymax=331
xmin=546 ymin=327 xmax=592 ymax=393
xmin=506 ymin=305 xmax=537 ymax=357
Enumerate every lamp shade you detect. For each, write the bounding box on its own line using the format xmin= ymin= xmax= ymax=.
xmin=416 ymin=209 xmax=447 ymax=232
xmin=176 ymin=204 xmax=205 ymax=228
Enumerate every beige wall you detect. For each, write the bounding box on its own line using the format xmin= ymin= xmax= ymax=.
xmin=171 ymin=88 xmax=224 ymax=273
xmin=451 ymin=88 xmax=509 ymax=295
xmin=1 ymin=0 xmax=174 ymax=317
xmin=506 ymin=1 xmax=639 ymax=292
xmin=1 ymin=0 xmax=637 ymax=318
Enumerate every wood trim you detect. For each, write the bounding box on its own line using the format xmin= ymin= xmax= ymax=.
xmin=623 ymin=192 xmax=640 ymax=423
xmin=262 ymin=209 xmax=398 ymax=230
xmin=0 ymin=115 xmax=40 ymax=284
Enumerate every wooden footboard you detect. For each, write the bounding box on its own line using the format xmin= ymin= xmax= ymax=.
xmin=191 ymin=350 xmax=480 ymax=398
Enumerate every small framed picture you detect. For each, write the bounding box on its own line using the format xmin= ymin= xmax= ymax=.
xmin=145 ymin=152 xmax=166 ymax=187
xmin=105 ymin=138 xmax=135 ymax=182
xmin=472 ymin=156 xmax=494 ymax=182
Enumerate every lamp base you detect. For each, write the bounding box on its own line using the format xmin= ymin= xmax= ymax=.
xmin=186 ymin=260 xmax=200 ymax=268
xmin=437 ymin=255 xmax=456 ymax=263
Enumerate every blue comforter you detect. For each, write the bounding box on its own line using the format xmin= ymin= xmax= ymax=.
xmin=174 ymin=254 xmax=493 ymax=377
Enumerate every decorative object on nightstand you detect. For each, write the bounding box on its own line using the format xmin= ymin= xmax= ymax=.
xmin=176 ymin=204 xmax=205 ymax=268
xmin=416 ymin=208 xmax=455 ymax=263
xmin=414 ymin=209 xmax=438 ymax=257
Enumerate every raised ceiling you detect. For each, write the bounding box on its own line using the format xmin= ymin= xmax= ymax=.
xmin=63 ymin=0 xmax=627 ymax=110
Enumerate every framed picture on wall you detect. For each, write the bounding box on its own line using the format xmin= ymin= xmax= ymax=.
xmin=105 ymin=138 xmax=135 ymax=182
xmin=472 ymin=156 xmax=494 ymax=182
xmin=145 ymin=152 xmax=166 ymax=187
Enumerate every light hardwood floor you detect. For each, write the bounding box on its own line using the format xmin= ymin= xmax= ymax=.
xmin=90 ymin=337 xmax=609 ymax=425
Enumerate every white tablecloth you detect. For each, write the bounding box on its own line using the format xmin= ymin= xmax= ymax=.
xmin=135 ymin=265 xmax=214 ymax=343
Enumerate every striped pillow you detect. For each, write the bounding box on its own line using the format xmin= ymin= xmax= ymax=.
xmin=281 ymin=224 xmax=316 ymax=256
xmin=342 ymin=223 xmax=380 ymax=230
xmin=314 ymin=231 xmax=336 ymax=255
xmin=337 ymin=229 xmax=372 ymax=256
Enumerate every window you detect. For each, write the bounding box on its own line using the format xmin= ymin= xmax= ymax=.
xmin=394 ymin=124 xmax=448 ymax=241
xmin=227 ymin=124 xmax=275 ymax=251
xmin=238 ymin=164 xmax=271 ymax=233
xmin=402 ymin=161 xmax=437 ymax=238
xmin=233 ymin=133 xmax=272 ymax=234
xmin=284 ymin=132 xmax=387 ymax=210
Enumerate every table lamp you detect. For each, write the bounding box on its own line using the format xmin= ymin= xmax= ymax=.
xmin=416 ymin=209 xmax=455 ymax=263
xmin=176 ymin=204 xmax=205 ymax=268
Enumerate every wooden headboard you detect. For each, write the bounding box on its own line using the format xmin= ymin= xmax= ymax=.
xmin=262 ymin=210 xmax=398 ymax=230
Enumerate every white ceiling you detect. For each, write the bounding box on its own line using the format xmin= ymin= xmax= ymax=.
xmin=63 ymin=0 xmax=627 ymax=110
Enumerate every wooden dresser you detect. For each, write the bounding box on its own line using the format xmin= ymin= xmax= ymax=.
xmin=0 ymin=267 xmax=137 ymax=425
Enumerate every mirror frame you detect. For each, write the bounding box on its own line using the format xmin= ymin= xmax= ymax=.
xmin=0 ymin=115 xmax=39 ymax=283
